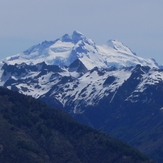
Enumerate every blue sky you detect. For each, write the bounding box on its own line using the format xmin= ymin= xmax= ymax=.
xmin=0 ymin=0 xmax=163 ymax=64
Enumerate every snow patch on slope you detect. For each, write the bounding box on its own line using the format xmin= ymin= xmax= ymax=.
xmin=126 ymin=69 xmax=163 ymax=102
xmin=48 ymin=68 xmax=132 ymax=112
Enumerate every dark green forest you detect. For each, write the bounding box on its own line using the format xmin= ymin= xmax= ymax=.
xmin=0 ymin=87 xmax=154 ymax=163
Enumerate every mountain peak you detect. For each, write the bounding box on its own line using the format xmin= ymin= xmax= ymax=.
xmin=60 ymin=30 xmax=84 ymax=44
xmin=107 ymin=39 xmax=135 ymax=55
xmin=61 ymin=34 xmax=72 ymax=42
xmin=72 ymin=30 xmax=84 ymax=43
xmin=107 ymin=39 xmax=123 ymax=47
xmin=72 ymin=30 xmax=83 ymax=36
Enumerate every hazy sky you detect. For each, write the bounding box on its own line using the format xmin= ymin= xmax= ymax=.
xmin=0 ymin=0 xmax=163 ymax=64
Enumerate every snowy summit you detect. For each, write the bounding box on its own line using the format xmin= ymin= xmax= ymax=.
xmin=3 ymin=31 xmax=159 ymax=69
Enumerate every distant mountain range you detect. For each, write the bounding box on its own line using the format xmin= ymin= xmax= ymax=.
xmin=0 ymin=31 xmax=163 ymax=162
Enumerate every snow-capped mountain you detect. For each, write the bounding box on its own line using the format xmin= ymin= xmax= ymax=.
xmin=1 ymin=31 xmax=163 ymax=162
xmin=3 ymin=31 xmax=159 ymax=69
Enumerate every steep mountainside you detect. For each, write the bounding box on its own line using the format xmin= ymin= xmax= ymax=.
xmin=0 ymin=87 xmax=153 ymax=163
